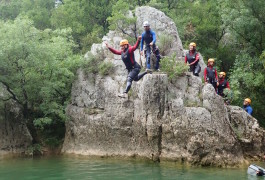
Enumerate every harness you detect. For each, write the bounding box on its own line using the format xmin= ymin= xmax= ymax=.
xmin=206 ymin=67 xmax=217 ymax=82
xmin=186 ymin=51 xmax=198 ymax=65
xmin=217 ymin=79 xmax=227 ymax=95
xmin=121 ymin=48 xmax=135 ymax=70
xmin=143 ymin=30 xmax=153 ymax=45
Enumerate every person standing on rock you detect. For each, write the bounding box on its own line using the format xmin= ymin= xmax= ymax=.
xmin=217 ymin=72 xmax=230 ymax=97
xmin=140 ymin=21 xmax=161 ymax=71
xmin=204 ymin=58 xmax=218 ymax=91
xmin=243 ymin=98 xmax=253 ymax=115
xmin=184 ymin=42 xmax=201 ymax=76
xmin=105 ymin=36 xmax=152 ymax=98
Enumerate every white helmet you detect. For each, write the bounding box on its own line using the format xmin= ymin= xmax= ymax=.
xmin=143 ymin=21 xmax=150 ymax=27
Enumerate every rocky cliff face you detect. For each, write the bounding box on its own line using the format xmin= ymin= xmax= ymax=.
xmin=62 ymin=6 xmax=265 ymax=166
xmin=0 ymin=86 xmax=32 ymax=156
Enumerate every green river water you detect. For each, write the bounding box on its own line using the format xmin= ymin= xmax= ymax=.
xmin=0 ymin=156 xmax=264 ymax=180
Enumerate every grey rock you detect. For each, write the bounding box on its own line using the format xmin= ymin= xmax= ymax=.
xmin=0 ymin=87 xmax=32 ymax=156
xmin=227 ymin=106 xmax=265 ymax=158
xmin=135 ymin=6 xmax=183 ymax=58
xmin=62 ymin=6 xmax=265 ymax=167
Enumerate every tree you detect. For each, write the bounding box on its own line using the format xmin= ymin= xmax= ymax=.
xmin=107 ymin=0 xmax=137 ymax=40
xmin=0 ymin=16 xmax=83 ymax=144
xmin=220 ymin=0 xmax=265 ymax=56
xmin=0 ymin=0 xmax=55 ymax=30
xmin=229 ymin=53 xmax=265 ymax=126
xmin=51 ymin=0 xmax=115 ymax=52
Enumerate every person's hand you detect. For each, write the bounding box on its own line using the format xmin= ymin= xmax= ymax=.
xmin=150 ymin=42 xmax=153 ymax=46
xmin=140 ymin=51 xmax=143 ymax=56
xmin=104 ymin=42 xmax=109 ymax=48
xmin=217 ymin=82 xmax=219 ymax=86
xmin=137 ymin=36 xmax=142 ymax=41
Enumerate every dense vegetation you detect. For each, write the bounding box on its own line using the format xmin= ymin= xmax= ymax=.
xmin=0 ymin=0 xmax=264 ymax=152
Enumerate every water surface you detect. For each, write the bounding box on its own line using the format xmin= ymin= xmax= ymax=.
xmin=0 ymin=156 xmax=264 ymax=180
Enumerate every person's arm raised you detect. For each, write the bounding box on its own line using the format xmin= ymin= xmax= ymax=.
xmin=130 ymin=36 xmax=142 ymax=52
xmin=105 ymin=42 xmax=122 ymax=55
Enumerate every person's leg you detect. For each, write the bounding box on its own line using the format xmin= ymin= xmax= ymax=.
xmin=124 ymin=76 xmax=133 ymax=93
xmin=146 ymin=46 xmax=151 ymax=69
xmin=193 ymin=64 xmax=201 ymax=76
xmin=124 ymin=68 xmax=140 ymax=93
xmin=134 ymin=71 xmax=147 ymax=81
xmin=211 ymin=80 xmax=217 ymax=93
xmin=153 ymin=45 xmax=161 ymax=70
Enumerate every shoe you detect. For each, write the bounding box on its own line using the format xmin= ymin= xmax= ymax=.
xmin=156 ymin=69 xmax=160 ymax=72
xmin=118 ymin=93 xmax=128 ymax=98
xmin=145 ymin=69 xmax=152 ymax=74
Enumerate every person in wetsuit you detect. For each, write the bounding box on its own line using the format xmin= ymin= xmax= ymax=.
xmin=105 ymin=36 xmax=152 ymax=98
xmin=204 ymin=58 xmax=218 ymax=91
xmin=217 ymin=72 xmax=230 ymax=97
xmin=185 ymin=42 xmax=201 ymax=76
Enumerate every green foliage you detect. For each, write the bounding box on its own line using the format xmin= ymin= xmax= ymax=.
xmin=99 ymin=62 xmax=115 ymax=76
xmin=26 ymin=143 xmax=42 ymax=156
xmin=0 ymin=16 xmax=84 ymax=144
xmin=160 ymin=54 xmax=189 ymax=81
xmin=157 ymin=34 xmax=174 ymax=56
xmin=33 ymin=117 xmax=53 ymax=130
xmin=44 ymin=137 xmax=62 ymax=149
xmin=223 ymin=89 xmax=235 ymax=103
xmin=229 ymin=53 xmax=265 ymax=125
xmin=51 ymin=0 xmax=114 ymax=51
xmin=107 ymin=0 xmax=137 ymax=38
xmin=81 ymin=25 xmax=104 ymax=54
xmin=85 ymin=51 xmax=114 ymax=76
xmin=220 ymin=0 xmax=265 ymax=55
xmin=0 ymin=0 xmax=55 ymax=29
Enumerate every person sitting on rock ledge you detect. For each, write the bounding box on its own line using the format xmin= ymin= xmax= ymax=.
xmin=243 ymin=98 xmax=253 ymax=115
xmin=105 ymin=36 xmax=152 ymax=98
xmin=217 ymin=72 xmax=230 ymax=97
xmin=185 ymin=42 xmax=201 ymax=76
xmin=204 ymin=58 xmax=218 ymax=91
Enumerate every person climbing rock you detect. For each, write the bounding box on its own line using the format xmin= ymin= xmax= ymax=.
xmin=105 ymin=36 xmax=151 ymax=98
xmin=204 ymin=58 xmax=218 ymax=90
xmin=140 ymin=21 xmax=161 ymax=71
xmin=243 ymin=98 xmax=253 ymax=115
xmin=184 ymin=42 xmax=201 ymax=76
xmin=217 ymin=72 xmax=230 ymax=97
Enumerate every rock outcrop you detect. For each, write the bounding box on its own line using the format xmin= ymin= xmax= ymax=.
xmin=62 ymin=6 xmax=265 ymax=166
xmin=0 ymin=86 xmax=32 ymax=156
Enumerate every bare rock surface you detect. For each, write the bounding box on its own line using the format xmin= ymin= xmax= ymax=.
xmin=62 ymin=6 xmax=265 ymax=167
xmin=0 ymin=86 xmax=32 ymax=156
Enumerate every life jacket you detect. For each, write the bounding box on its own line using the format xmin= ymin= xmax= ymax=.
xmin=206 ymin=67 xmax=216 ymax=81
xmin=186 ymin=51 xmax=198 ymax=65
xmin=121 ymin=47 xmax=136 ymax=70
xmin=217 ymin=79 xmax=227 ymax=95
xmin=143 ymin=30 xmax=154 ymax=45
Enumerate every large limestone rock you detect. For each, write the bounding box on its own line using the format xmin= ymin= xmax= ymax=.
xmin=135 ymin=6 xmax=183 ymax=58
xmin=0 ymin=86 xmax=32 ymax=156
xmin=62 ymin=6 xmax=265 ymax=166
xmin=88 ymin=6 xmax=206 ymax=77
xmin=227 ymin=106 xmax=265 ymax=158
xmin=63 ymin=68 xmax=265 ymax=166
